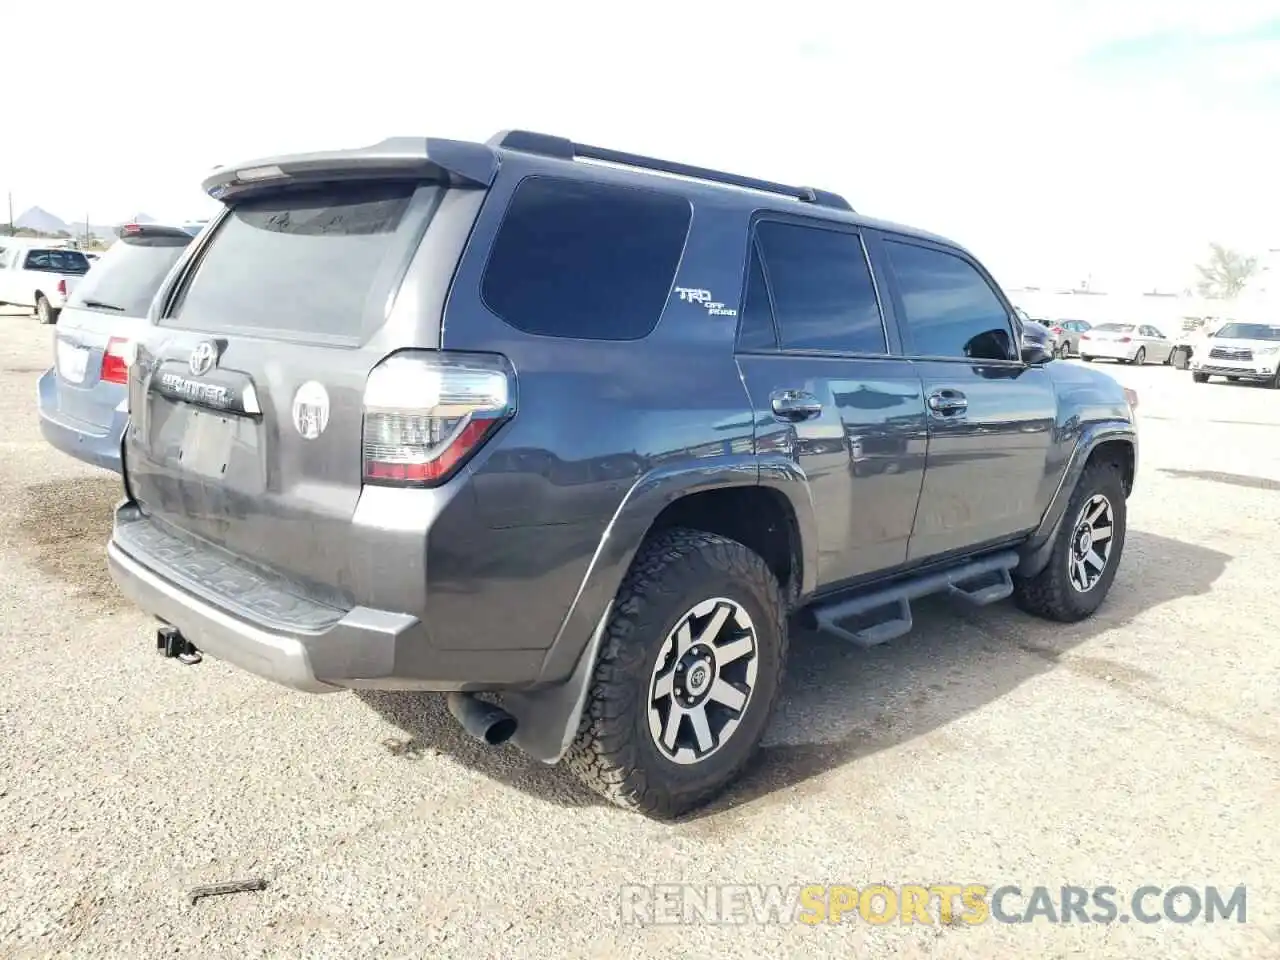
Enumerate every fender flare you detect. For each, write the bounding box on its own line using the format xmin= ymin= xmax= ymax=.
xmin=1016 ymin=421 xmax=1137 ymax=578
xmin=504 ymin=453 xmax=818 ymax=764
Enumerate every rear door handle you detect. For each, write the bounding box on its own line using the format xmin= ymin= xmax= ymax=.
xmin=927 ymin=390 xmax=968 ymax=416
xmin=771 ymin=389 xmax=823 ymax=421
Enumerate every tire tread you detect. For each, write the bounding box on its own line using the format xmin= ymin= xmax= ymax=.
xmin=564 ymin=527 xmax=787 ymax=819
xmin=1013 ymin=462 xmax=1126 ymax=623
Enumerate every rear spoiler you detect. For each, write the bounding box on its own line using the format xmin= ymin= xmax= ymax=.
xmin=202 ymin=138 xmax=499 ymax=202
xmin=204 ymin=129 xmax=851 ymax=212
xmin=115 ymin=222 xmax=203 ymax=240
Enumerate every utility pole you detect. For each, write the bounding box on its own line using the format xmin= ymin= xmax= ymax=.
xmin=5 ymin=191 xmax=12 ymax=236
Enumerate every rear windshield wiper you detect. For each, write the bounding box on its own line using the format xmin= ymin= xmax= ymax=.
xmin=78 ymin=299 xmax=126 ymax=312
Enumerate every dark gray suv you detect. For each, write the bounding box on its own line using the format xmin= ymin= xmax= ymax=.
xmin=107 ymin=130 xmax=1138 ymax=818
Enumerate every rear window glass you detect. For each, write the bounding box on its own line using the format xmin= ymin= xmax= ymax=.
xmin=168 ymin=181 xmax=422 ymax=338
xmin=756 ymin=221 xmax=886 ymax=354
xmin=66 ymin=235 xmax=192 ymax=317
xmin=23 ymin=249 xmax=90 ymax=274
xmin=481 ymin=176 xmax=692 ymax=340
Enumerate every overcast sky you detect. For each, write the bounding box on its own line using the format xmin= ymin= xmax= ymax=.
xmin=3 ymin=0 xmax=1278 ymax=292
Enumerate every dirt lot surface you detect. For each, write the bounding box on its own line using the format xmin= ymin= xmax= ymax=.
xmin=1 ymin=307 xmax=1278 ymax=958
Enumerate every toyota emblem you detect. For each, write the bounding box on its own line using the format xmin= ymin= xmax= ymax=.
xmin=189 ymin=340 xmax=218 ymax=377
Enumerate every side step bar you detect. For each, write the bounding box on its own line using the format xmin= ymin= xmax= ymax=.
xmin=811 ymin=550 xmax=1018 ymax=649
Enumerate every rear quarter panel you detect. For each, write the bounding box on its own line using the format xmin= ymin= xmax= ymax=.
xmin=434 ymin=160 xmax=763 ymax=672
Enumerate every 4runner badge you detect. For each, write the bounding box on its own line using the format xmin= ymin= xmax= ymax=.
xmin=291 ymin=381 xmax=330 ymax=440
xmin=675 ymin=287 xmax=738 ymax=318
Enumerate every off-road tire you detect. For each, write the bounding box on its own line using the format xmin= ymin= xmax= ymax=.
xmin=1012 ymin=461 xmax=1127 ymax=623
xmin=35 ymin=295 xmax=58 ymax=325
xmin=1192 ymin=372 xmax=1209 ymax=383
xmin=564 ymin=528 xmax=787 ymax=819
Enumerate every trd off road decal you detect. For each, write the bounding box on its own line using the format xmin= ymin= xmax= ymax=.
xmin=675 ymin=287 xmax=738 ymax=317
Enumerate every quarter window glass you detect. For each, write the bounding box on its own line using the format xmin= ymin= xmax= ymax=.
xmin=736 ymin=245 xmax=776 ymax=351
xmin=482 ymin=177 xmax=692 ymax=340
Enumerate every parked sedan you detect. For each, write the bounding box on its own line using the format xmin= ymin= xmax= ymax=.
xmin=36 ymin=221 xmax=202 ymax=472
xmin=1078 ymin=322 xmax=1176 ymax=365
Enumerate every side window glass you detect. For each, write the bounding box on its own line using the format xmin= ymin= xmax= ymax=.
xmin=754 ymin=221 xmax=886 ymax=354
xmin=481 ymin=176 xmax=692 ymax=341
xmin=885 ymin=241 xmax=1015 ymax=361
xmin=736 ymin=244 xmax=776 ymax=351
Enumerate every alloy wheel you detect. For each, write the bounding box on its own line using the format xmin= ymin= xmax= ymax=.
xmin=1068 ymin=494 xmax=1115 ymax=592
xmin=647 ymin=597 xmax=759 ymax=765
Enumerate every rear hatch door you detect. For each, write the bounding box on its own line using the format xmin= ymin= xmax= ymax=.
xmin=123 ymin=168 xmax=475 ymax=601
xmin=53 ymin=226 xmax=196 ymax=429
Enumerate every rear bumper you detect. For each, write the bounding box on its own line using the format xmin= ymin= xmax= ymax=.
xmin=108 ymin=539 xmax=339 ymax=693
xmin=36 ymin=368 xmax=126 ymax=473
xmin=107 ymin=505 xmax=545 ymax=693
xmin=1079 ymin=341 xmax=1134 ymax=360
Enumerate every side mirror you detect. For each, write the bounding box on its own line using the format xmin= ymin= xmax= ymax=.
xmin=1021 ymin=342 xmax=1054 ymax=365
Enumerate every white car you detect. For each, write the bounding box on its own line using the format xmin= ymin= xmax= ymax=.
xmin=1189 ymin=321 xmax=1280 ymax=388
xmin=0 ymin=240 xmax=92 ymax=323
xmin=1078 ymin=322 xmax=1176 ymax=365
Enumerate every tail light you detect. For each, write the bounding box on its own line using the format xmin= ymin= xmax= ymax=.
xmin=1050 ymin=326 xmax=1063 ymax=335
xmin=56 ymin=279 xmax=67 ymax=297
xmin=1124 ymin=387 xmax=1139 ymax=410
xmin=362 ymin=351 xmax=515 ymax=487
xmin=1080 ymin=333 xmax=1092 ymax=340
xmin=101 ymin=337 xmax=131 ymax=385
xmin=1117 ymin=337 xmax=1132 ymax=343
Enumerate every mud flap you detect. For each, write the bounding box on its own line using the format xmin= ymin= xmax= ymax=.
xmin=502 ymin=602 xmax=613 ymax=765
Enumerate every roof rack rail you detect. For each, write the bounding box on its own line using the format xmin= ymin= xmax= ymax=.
xmin=487 ymin=129 xmax=853 ymax=212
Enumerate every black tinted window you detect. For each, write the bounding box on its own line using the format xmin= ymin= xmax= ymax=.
xmin=169 ymin=181 xmax=423 ymax=338
xmin=755 ymin=221 xmax=885 ymax=354
xmin=23 ymin=249 xmax=90 ymax=274
xmin=482 ymin=177 xmax=691 ymax=340
xmin=67 ymin=235 xmax=192 ymax=317
xmin=736 ymin=245 xmax=776 ymax=351
xmin=885 ymin=241 xmax=1014 ymax=360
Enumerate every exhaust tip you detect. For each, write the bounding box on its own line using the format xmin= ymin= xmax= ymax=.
xmin=482 ymin=715 xmax=518 ymax=745
xmin=447 ymin=692 xmax=518 ymax=746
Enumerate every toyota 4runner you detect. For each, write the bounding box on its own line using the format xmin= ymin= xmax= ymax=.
xmin=106 ymin=130 xmax=1138 ymax=818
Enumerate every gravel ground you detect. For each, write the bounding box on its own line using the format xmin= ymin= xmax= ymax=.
xmin=1 ymin=309 xmax=1278 ymax=959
